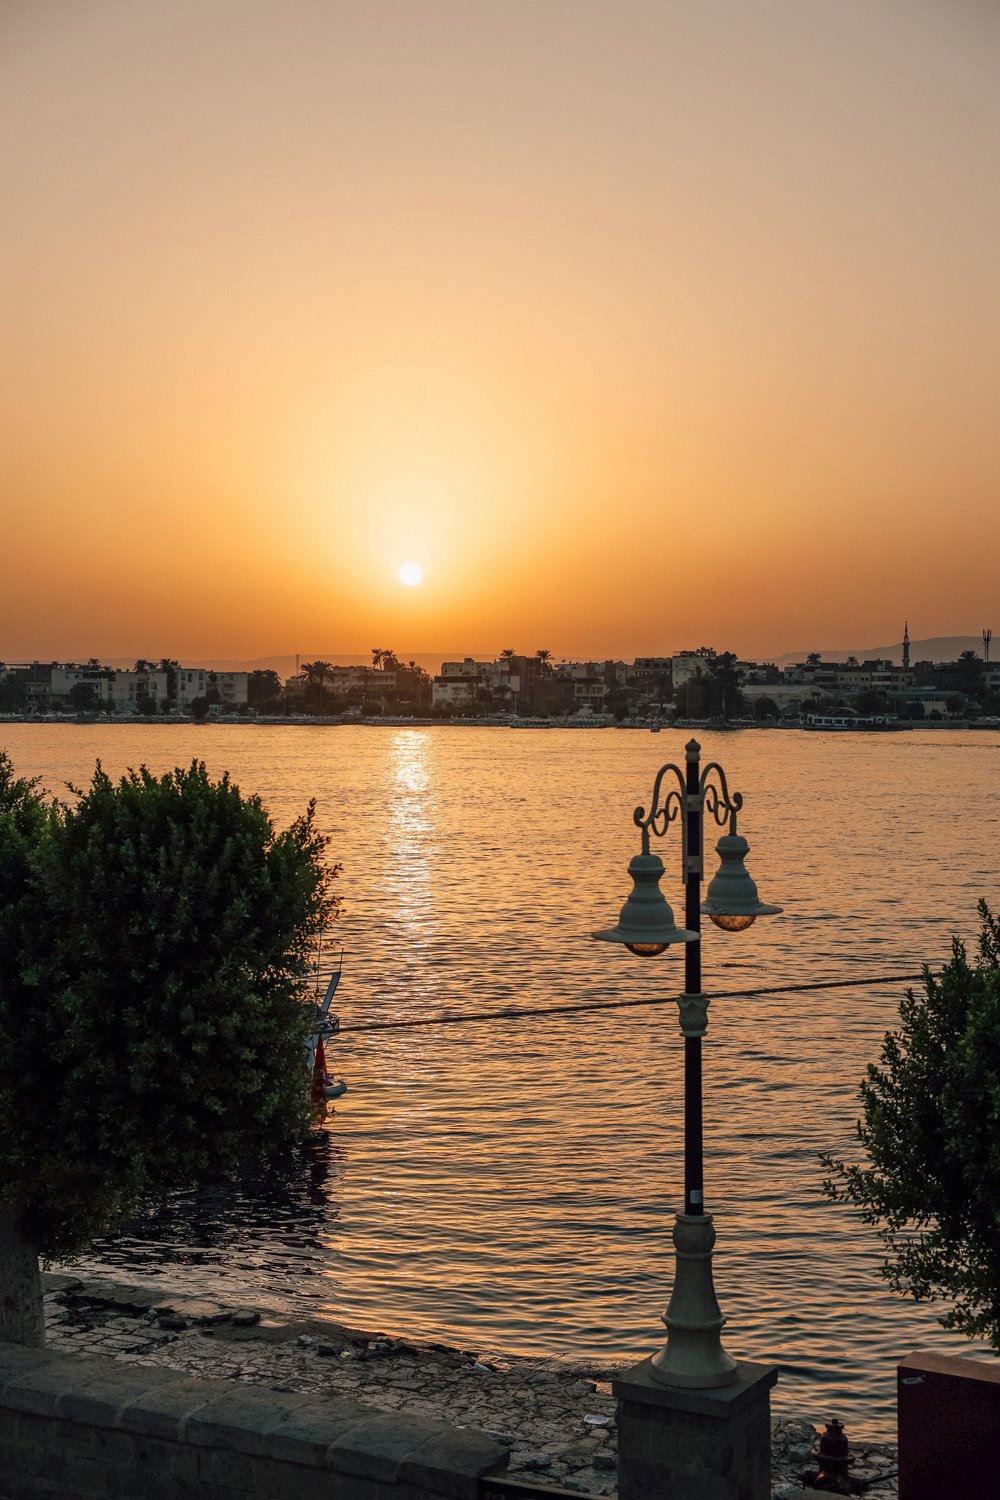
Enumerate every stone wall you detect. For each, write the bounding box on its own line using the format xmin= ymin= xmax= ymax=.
xmin=0 ymin=1339 xmax=508 ymax=1500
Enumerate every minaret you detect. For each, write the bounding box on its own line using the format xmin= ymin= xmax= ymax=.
xmin=902 ymin=622 xmax=910 ymax=672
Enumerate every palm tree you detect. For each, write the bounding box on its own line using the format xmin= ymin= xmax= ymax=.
xmin=371 ymin=647 xmax=385 ymax=670
xmin=497 ymin=648 xmax=518 ymax=713
xmin=846 ymin=656 xmax=859 ymax=668
xmin=958 ymin=650 xmax=983 ymax=699
xmin=806 ymin=652 xmax=822 ymax=667
xmin=300 ymin=661 xmax=332 ymax=713
xmin=302 ymin=660 xmax=332 ymax=687
xmin=535 ymin=648 xmax=552 ymax=673
xmin=413 ymin=663 xmax=432 ymax=711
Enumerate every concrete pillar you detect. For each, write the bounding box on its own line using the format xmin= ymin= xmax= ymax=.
xmin=614 ymin=1357 xmax=777 ymax=1500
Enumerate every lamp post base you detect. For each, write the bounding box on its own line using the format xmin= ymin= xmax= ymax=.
xmin=614 ymin=1357 xmax=777 ymax=1500
xmin=650 ymin=1211 xmax=737 ymax=1388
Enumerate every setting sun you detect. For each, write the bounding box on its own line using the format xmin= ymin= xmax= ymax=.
xmin=399 ymin=562 xmax=423 ymax=587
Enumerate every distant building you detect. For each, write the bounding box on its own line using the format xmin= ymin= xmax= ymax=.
xmin=49 ymin=664 xmax=114 ymax=707
xmin=432 ymin=661 xmax=486 ymax=708
xmin=671 ymin=648 xmax=716 ymax=690
xmin=112 ymin=668 xmax=170 ymax=712
xmin=174 ymin=668 xmax=248 ymax=711
xmin=496 ymin=654 xmax=547 ymax=715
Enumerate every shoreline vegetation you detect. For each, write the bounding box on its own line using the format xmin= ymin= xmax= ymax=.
xmin=42 ymin=1272 xmax=900 ymax=1498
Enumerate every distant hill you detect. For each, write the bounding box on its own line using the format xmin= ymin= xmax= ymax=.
xmin=774 ymin=636 xmax=988 ymax=667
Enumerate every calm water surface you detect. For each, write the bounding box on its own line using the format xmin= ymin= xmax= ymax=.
xmin=4 ymin=723 xmax=999 ymax=1437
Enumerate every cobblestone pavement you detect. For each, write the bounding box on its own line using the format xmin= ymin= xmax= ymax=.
xmin=40 ymin=1275 xmax=898 ymax=1498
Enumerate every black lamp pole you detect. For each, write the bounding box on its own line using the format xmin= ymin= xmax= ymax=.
xmin=683 ymin=740 xmax=704 ymax=1219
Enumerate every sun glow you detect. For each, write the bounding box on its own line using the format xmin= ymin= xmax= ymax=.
xmin=399 ymin=562 xmax=423 ymax=587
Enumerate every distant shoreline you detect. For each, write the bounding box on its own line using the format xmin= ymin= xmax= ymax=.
xmin=1 ymin=715 xmax=996 ymax=733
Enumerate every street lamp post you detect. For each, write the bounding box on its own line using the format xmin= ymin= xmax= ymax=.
xmin=594 ymin=738 xmax=781 ymax=1389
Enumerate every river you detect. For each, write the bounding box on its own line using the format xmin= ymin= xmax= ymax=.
xmin=3 ymin=721 xmax=998 ymax=1436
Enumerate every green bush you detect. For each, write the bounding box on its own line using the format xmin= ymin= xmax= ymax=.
xmin=823 ymin=901 xmax=1000 ymax=1346
xmin=0 ymin=754 xmax=337 ymax=1260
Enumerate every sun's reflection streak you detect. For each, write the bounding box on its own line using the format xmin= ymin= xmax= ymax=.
xmin=385 ymin=730 xmax=434 ymax=928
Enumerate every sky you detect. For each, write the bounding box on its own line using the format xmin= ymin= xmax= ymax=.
xmin=3 ymin=1 xmax=999 ymax=665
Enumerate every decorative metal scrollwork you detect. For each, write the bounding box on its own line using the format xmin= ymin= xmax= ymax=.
xmin=631 ymin=756 xmax=744 ymax=861
xmin=700 ymin=763 xmax=743 ymax=829
xmin=633 ymin=762 xmax=685 ymax=855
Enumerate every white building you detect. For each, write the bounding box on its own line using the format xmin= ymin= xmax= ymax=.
xmin=433 ymin=662 xmax=486 ymax=708
xmin=671 ymin=648 xmax=717 ymax=689
xmin=440 ymin=658 xmax=491 ymax=679
xmin=211 ymin=671 xmax=248 ymax=709
xmin=175 ymin=668 xmax=210 ymax=710
xmin=174 ymin=668 xmax=248 ymax=711
xmin=49 ymin=665 xmax=114 ymax=707
xmin=111 ymin=669 xmax=170 ymax=713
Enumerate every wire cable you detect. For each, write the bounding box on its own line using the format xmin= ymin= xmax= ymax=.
xmin=340 ymin=971 xmax=925 ymax=1034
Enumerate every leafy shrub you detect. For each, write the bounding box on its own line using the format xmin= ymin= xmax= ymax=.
xmin=0 ymin=754 xmax=337 ymax=1259
xmin=823 ymin=902 xmax=1000 ymax=1346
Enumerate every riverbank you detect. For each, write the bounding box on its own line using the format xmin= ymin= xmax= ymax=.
xmin=2 ymin=712 xmax=995 ymax=731
xmin=40 ymin=1274 xmax=899 ymax=1498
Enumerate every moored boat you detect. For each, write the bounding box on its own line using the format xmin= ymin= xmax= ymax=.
xmin=307 ymin=946 xmax=347 ymax=1112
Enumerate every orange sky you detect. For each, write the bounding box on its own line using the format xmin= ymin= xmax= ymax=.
xmin=2 ymin=1 xmax=998 ymax=664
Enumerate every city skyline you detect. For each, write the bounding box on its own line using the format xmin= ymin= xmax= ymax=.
xmin=3 ymin=629 xmax=991 ymax=681
xmin=4 ymin=2 xmax=999 ymax=661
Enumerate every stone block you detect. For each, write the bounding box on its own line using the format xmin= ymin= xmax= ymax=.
xmin=184 ymin=1387 xmax=295 ymax=1455
xmin=108 ymin=1466 xmax=155 ymax=1500
xmin=0 ymin=1360 xmax=73 ymax=1419
xmin=251 ymin=1457 xmax=378 ymax=1500
xmin=139 ymin=1439 xmax=203 ymax=1486
xmin=263 ymin=1395 xmax=369 ymax=1467
xmin=6 ymin=1406 xmax=57 ymax=1451
xmin=91 ymin=1425 xmax=145 ymax=1467
xmin=56 ymin=1368 xmax=135 ymax=1430
xmin=144 ymin=1479 xmax=232 ymax=1500
xmin=26 ymin=1440 xmax=70 ymax=1484
xmin=399 ymin=1427 xmax=509 ymax=1500
xmin=41 ymin=1272 xmax=87 ymax=1295
xmin=119 ymin=1376 xmax=216 ymax=1441
xmin=6 ymin=1480 xmax=66 ymax=1500
xmin=327 ymin=1411 xmax=449 ymax=1481
xmin=0 ymin=1341 xmax=54 ymax=1386
xmin=614 ymin=1357 xmax=776 ymax=1500
xmin=170 ymin=1299 xmax=233 ymax=1325
xmin=196 ymin=1447 xmax=260 ymax=1491
xmin=65 ymin=1451 xmax=115 ymax=1495
xmin=375 ymin=1484 xmax=456 ymax=1500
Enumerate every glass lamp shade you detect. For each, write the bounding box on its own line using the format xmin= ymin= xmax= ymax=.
xmin=709 ymin=912 xmax=756 ymax=932
xmin=593 ymin=852 xmax=697 ymax=953
xmin=701 ymin=832 xmax=782 ymax=930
